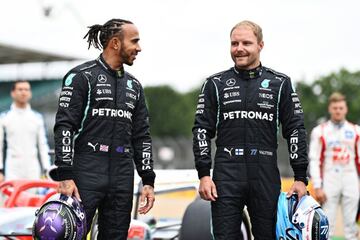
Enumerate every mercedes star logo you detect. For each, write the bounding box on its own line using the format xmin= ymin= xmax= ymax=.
xmin=97 ymin=74 xmax=107 ymax=83
xmin=226 ymin=78 xmax=236 ymax=87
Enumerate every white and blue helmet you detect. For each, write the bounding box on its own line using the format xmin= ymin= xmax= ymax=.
xmin=276 ymin=192 xmax=329 ymax=240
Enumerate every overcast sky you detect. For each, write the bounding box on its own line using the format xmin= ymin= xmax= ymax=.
xmin=0 ymin=0 xmax=359 ymax=92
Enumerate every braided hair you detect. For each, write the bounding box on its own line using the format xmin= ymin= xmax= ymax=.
xmin=83 ymin=18 xmax=133 ymax=50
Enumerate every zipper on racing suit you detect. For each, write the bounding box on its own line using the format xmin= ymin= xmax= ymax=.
xmin=244 ymin=78 xmax=249 ymax=173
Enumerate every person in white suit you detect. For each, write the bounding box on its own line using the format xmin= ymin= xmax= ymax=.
xmin=0 ymin=80 xmax=50 ymax=182
xmin=309 ymin=92 xmax=360 ymax=239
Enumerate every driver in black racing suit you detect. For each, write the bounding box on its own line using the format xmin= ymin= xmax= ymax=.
xmin=52 ymin=19 xmax=155 ymax=239
xmin=193 ymin=20 xmax=308 ymax=239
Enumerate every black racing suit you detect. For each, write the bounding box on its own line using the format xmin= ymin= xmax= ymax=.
xmin=53 ymin=54 xmax=155 ymax=239
xmin=192 ymin=65 xmax=308 ymax=240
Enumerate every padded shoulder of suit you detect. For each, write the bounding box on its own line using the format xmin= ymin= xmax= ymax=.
xmin=62 ymin=60 xmax=97 ymax=83
xmin=207 ymin=68 xmax=232 ymax=81
xmin=67 ymin=60 xmax=97 ymax=76
xmin=263 ymin=67 xmax=290 ymax=81
xmin=126 ymin=71 xmax=141 ymax=86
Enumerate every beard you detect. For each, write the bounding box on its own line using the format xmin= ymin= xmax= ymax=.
xmin=232 ymin=54 xmax=259 ymax=70
xmin=120 ymin=48 xmax=133 ymax=66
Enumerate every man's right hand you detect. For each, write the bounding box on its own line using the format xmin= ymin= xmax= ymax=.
xmin=58 ymin=180 xmax=81 ymax=202
xmin=199 ymin=176 xmax=218 ymax=201
xmin=0 ymin=173 xmax=4 ymax=182
xmin=314 ymin=188 xmax=327 ymax=205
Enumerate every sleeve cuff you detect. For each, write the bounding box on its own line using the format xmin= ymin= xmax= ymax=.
xmin=49 ymin=166 xmax=74 ymax=181
xmin=294 ymin=176 xmax=309 ymax=186
xmin=0 ymin=169 xmax=3 ymax=175
xmin=197 ymin=168 xmax=211 ymax=179
xmin=141 ymin=171 xmax=156 ymax=188
xmin=292 ymin=163 xmax=308 ymax=179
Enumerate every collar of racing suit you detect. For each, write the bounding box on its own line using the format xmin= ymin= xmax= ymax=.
xmin=233 ymin=63 xmax=262 ymax=79
xmin=97 ymin=54 xmax=125 ymax=78
xmin=329 ymin=119 xmax=346 ymax=128
xmin=10 ymin=103 xmax=31 ymax=112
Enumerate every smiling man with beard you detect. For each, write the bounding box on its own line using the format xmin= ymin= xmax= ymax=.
xmin=51 ymin=19 xmax=156 ymax=239
xmin=192 ymin=20 xmax=309 ymax=239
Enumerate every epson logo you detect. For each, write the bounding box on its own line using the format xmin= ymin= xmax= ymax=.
xmin=60 ymin=91 xmax=73 ymax=96
xmin=92 ymin=108 xmax=132 ymax=120
xmin=223 ymin=111 xmax=274 ymax=122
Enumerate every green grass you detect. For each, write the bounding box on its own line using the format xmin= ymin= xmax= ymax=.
xmin=332 ymin=237 xmax=345 ymax=240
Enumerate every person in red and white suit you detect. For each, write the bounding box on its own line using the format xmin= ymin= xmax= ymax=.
xmin=309 ymin=92 xmax=360 ymax=240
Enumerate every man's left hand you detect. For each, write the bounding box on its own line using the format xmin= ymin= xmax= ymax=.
xmin=286 ymin=181 xmax=307 ymax=199
xmin=138 ymin=185 xmax=155 ymax=214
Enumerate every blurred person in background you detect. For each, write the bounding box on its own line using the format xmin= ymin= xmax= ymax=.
xmin=0 ymin=80 xmax=50 ymax=182
xmin=51 ymin=18 xmax=155 ymax=239
xmin=309 ymin=92 xmax=360 ymax=239
xmin=192 ymin=20 xmax=308 ymax=239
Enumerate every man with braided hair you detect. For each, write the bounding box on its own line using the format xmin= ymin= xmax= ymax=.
xmin=52 ymin=18 xmax=156 ymax=238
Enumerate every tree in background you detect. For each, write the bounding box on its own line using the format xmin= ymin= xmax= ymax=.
xmin=297 ymin=68 xmax=360 ymax=130
xmin=144 ymin=86 xmax=199 ymax=137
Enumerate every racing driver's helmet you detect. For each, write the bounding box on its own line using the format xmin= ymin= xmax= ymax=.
xmin=276 ymin=192 xmax=329 ymax=240
xmin=32 ymin=193 xmax=86 ymax=240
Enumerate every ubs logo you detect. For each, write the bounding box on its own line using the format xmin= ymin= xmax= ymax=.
xmin=97 ymin=74 xmax=107 ymax=83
